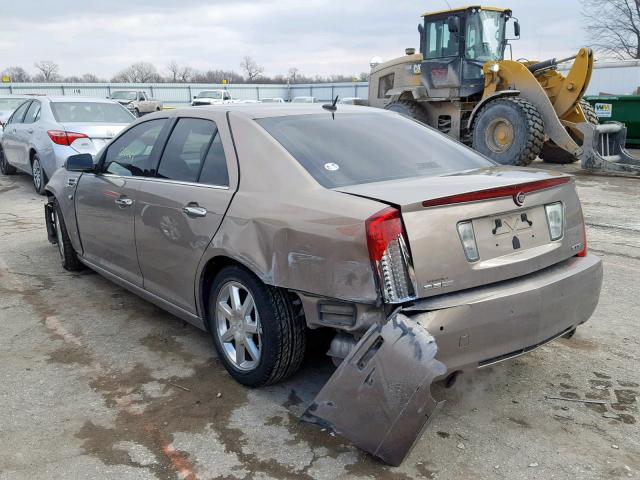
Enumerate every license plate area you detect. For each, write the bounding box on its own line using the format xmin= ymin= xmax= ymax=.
xmin=473 ymin=206 xmax=550 ymax=258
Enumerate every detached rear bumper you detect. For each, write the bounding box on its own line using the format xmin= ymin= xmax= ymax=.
xmin=403 ymin=253 xmax=603 ymax=374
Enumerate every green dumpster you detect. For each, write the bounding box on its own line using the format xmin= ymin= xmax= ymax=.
xmin=585 ymin=96 xmax=640 ymax=146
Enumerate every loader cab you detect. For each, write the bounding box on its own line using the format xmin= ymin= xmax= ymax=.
xmin=419 ymin=6 xmax=513 ymax=99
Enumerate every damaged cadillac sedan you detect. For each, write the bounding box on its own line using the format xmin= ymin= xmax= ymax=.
xmin=44 ymin=104 xmax=602 ymax=466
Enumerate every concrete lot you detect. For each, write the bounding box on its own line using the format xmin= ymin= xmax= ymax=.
xmin=0 ymin=160 xmax=638 ymax=480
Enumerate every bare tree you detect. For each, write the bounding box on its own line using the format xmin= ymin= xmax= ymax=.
xmin=112 ymin=62 xmax=161 ymax=83
xmin=33 ymin=60 xmax=60 ymax=81
xmin=1 ymin=66 xmax=30 ymax=82
xmin=240 ymin=56 xmax=264 ymax=82
xmin=583 ymin=0 xmax=640 ymax=59
xmin=287 ymin=67 xmax=299 ymax=83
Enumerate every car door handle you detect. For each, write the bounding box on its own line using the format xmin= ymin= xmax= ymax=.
xmin=27 ymin=129 xmax=33 ymax=134
xmin=182 ymin=205 xmax=207 ymax=217
xmin=115 ymin=197 xmax=134 ymax=207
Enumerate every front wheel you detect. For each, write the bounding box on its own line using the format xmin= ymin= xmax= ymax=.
xmin=31 ymin=154 xmax=47 ymax=195
xmin=472 ymin=97 xmax=544 ymax=166
xmin=209 ymin=266 xmax=306 ymax=387
xmin=53 ymin=201 xmax=83 ymax=271
xmin=134 ymin=108 xmax=140 ymax=117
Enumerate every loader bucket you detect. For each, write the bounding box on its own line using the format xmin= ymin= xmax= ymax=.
xmin=302 ymin=313 xmax=446 ymax=466
xmin=578 ymin=121 xmax=640 ymax=176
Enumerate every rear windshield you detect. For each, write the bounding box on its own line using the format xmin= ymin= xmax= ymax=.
xmin=198 ymin=91 xmax=223 ymax=99
xmin=257 ymin=112 xmax=494 ymax=188
xmin=111 ymin=91 xmax=137 ymax=100
xmin=50 ymin=102 xmax=134 ymax=123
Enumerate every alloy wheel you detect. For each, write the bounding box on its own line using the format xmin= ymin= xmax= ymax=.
xmin=215 ymin=281 xmax=262 ymax=371
xmin=54 ymin=210 xmax=65 ymax=262
xmin=32 ymin=158 xmax=42 ymax=191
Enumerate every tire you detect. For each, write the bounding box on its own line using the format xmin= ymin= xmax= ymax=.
xmin=31 ymin=153 xmax=47 ymax=195
xmin=0 ymin=145 xmax=17 ymax=175
xmin=134 ymin=108 xmax=140 ymax=118
xmin=541 ymin=100 xmax=598 ymax=164
xmin=53 ymin=200 xmax=83 ymax=271
xmin=209 ymin=265 xmax=306 ymax=387
xmin=385 ymin=100 xmax=429 ymax=123
xmin=472 ymin=97 xmax=544 ymax=166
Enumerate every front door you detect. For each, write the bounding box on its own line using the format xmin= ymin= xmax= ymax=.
xmin=74 ymin=118 xmax=168 ymax=286
xmin=134 ymin=115 xmax=236 ymax=314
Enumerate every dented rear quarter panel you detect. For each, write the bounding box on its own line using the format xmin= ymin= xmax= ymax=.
xmin=196 ymin=110 xmax=385 ymax=306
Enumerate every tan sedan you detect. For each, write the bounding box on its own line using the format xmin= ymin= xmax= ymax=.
xmin=42 ymin=104 xmax=602 ymax=465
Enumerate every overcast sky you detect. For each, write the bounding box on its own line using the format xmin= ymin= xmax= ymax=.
xmin=0 ymin=0 xmax=588 ymax=79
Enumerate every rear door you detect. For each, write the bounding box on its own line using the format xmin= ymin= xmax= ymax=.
xmin=134 ymin=112 xmax=237 ymax=314
xmin=75 ymin=118 xmax=168 ymax=286
xmin=20 ymin=100 xmax=42 ymax=170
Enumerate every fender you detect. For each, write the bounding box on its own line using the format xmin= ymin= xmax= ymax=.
xmin=467 ymin=90 xmax=521 ymax=130
xmin=44 ymin=170 xmax=83 ymax=254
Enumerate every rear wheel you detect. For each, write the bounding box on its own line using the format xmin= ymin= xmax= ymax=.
xmin=541 ymin=100 xmax=598 ymax=164
xmin=472 ymin=97 xmax=544 ymax=166
xmin=0 ymin=145 xmax=16 ymax=175
xmin=31 ymin=153 xmax=47 ymax=195
xmin=209 ymin=265 xmax=306 ymax=387
xmin=385 ymin=100 xmax=429 ymax=123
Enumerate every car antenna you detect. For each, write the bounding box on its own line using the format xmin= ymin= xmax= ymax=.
xmin=322 ymin=95 xmax=339 ymax=112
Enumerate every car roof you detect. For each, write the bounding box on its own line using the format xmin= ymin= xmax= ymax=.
xmin=0 ymin=94 xmax=31 ymax=99
xmin=169 ymin=104 xmax=391 ymax=120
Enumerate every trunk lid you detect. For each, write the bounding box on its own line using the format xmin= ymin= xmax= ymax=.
xmin=336 ymin=167 xmax=585 ymax=299
xmin=60 ymin=123 xmax=128 ymax=154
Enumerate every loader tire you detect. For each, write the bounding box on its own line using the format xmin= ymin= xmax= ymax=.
xmin=472 ymin=97 xmax=544 ymax=166
xmin=385 ymin=100 xmax=429 ymax=124
xmin=541 ymin=100 xmax=599 ymax=164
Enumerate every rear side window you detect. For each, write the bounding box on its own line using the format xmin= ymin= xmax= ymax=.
xmin=8 ymin=101 xmax=31 ymax=124
xmin=257 ymin=112 xmax=494 ymax=188
xmin=198 ymin=133 xmax=229 ymax=186
xmin=23 ymin=101 xmax=41 ymax=124
xmin=50 ymin=102 xmax=134 ymax=123
xmin=103 ymin=119 xmax=166 ymax=176
xmin=157 ymin=118 xmax=217 ymax=183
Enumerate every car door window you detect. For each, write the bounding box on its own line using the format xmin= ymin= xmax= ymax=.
xmin=156 ymin=118 xmax=217 ymax=183
xmin=198 ymin=132 xmax=229 ymax=186
xmin=8 ymin=101 xmax=31 ymax=125
xmin=103 ymin=119 xmax=166 ymax=176
xmin=23 ymin=101 xmax=41 ymax=124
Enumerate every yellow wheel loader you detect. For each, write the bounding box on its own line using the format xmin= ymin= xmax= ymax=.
xmin=368 ymin=5 xmax=640 ymax=175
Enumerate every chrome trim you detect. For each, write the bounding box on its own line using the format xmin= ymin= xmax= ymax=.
xmin=101 ymin=173 xmax=229 ymax=190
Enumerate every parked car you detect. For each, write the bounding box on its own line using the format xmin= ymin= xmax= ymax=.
xmin=339 ymin=97 xmax=367 ymax=105
xmin=260 ymin=98 xmax=285 ymax=103
xmin=291 ymin=96 xmax=317 ymax=103
xmin=0 ymin=96 xmax=134 ymax=193
xmin=109 ymin=90 xmax=163 ymax=117
xmin=0 ymin=95 xmax=31 ymax=130
xmin=192 ymin=90 xmax=233 ymax=106
xmin=43 ymin=104 xmax=602 ymax=466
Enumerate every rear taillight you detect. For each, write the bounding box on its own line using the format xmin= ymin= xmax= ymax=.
xmin=47 ymin=130 xmax=88 ymax=146
xmin=577 ymin=212 xmax=588 ymax=257
xmin=365 ymin=207 xmax=415 ymax=303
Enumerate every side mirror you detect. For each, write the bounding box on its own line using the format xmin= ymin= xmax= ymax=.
xmin=513 ymin=20 xmax=521 ymax=38
xmin=418 ymin=23 xmax=425 ymax=52
xmin=447 ymin=15 xmax=460 ymax=33
xmin=66 ymin=153 xmax=94 ymax=172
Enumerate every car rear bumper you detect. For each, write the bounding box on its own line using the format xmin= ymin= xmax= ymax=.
xmin=402 ymin=253 xmax=603 ymax=374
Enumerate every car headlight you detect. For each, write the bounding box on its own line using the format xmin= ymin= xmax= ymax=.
xmin=489 ymin=63 xmax=500 ymax=73
xmin=545 ymin=202 xmax=564 ymax=240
